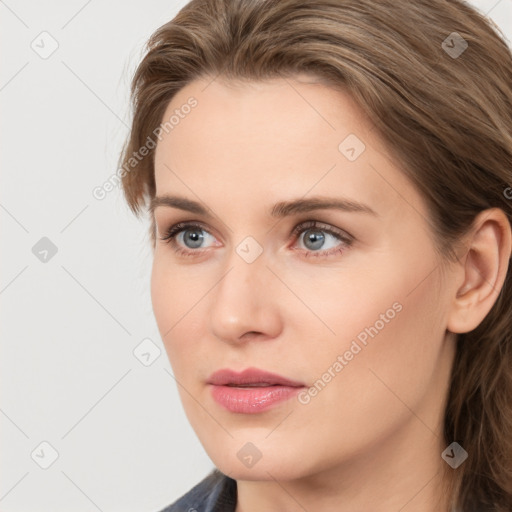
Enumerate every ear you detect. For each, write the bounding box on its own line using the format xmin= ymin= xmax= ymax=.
xmin=447 ymin=208 xmax=512 ymax=334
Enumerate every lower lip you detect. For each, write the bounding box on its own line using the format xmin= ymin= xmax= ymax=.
xmin=209 ymin=384 xmax=304 ymax=414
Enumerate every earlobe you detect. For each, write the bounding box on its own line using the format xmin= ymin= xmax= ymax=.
xmin=447 ymin=208 xmax=512 ymax=334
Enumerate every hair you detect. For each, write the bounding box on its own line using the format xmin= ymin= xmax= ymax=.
xmin=118 ymin=0 xmax=512 ymax=510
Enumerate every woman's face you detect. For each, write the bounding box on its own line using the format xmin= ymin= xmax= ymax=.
xmin=151 ymin=74 xmax=458 ymax=482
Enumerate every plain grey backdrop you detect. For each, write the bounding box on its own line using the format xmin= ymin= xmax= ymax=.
xmin=1 ymin=1 xmax=511 ymax=511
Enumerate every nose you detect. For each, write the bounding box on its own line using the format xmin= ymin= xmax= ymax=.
xmin=209 ymin=247 xmax=283 ymax=345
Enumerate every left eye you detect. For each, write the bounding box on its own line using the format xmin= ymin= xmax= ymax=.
xmin=160 ymin=221 xmax=353 ymax=257
xmin=294 ymin=226 xmax=344 ymax=252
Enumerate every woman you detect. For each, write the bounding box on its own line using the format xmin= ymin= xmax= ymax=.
xmin=118 ymin=0 xmax=512 ymax=510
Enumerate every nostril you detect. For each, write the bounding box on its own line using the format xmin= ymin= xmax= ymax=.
xmin=240 ymin=331 xmax=263 ymax=340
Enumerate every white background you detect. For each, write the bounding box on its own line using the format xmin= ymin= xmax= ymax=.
xmin=1 ymin=1 xmax=511 ymax=510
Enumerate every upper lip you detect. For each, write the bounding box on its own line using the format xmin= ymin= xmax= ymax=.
xmin=207 ymin=367 xmax=305 ymax=387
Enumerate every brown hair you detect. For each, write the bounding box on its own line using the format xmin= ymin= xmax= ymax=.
xmin=118 ymin=0 xmax=512 ymax=510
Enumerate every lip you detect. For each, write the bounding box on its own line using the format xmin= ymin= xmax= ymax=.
xmin=208 ymin=367 xmax=305 ymax=387
xmin=207 ymin=367 xmax=305 ymax=414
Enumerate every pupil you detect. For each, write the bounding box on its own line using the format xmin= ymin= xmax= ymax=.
xmin=304 ymin=229 xmax=324 ymax=250
xmin=185 ymin=229 xmax=204 ymax=248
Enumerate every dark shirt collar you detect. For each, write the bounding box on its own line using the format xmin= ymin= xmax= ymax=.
xmin=159 ymin=469 xmax=237 ymax=512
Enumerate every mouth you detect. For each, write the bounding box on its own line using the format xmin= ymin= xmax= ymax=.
xmin=207 ymin=367 xmax=305 ymax=388
xmin=207 ymin=367 xmax=306 ymax=414
xmin=225 ymin=383 xmax=277 ymax=387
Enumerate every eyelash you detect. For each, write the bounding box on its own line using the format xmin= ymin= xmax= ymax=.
xmin=159 ymin=220 xmax=353 ymax=259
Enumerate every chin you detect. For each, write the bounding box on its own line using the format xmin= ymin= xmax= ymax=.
xmin=205 ymin=443 xmax=314 ymax=482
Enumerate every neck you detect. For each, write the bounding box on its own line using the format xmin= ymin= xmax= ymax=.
xmin=235 ymin=417 xmax=454 ymax=512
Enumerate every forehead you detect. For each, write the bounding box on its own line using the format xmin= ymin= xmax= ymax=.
xmin=157 ymin=74 xmax=371 ymax=152
xmin=153 ymin=75 xmax=423 ymax=220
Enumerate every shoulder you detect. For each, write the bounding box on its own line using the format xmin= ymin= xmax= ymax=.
xmin=156 ymin=469 xmax=237 ymax=512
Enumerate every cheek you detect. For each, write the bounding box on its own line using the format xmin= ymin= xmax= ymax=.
xmin=306 ymin=266 xmax=446 ymax=423
xmin=150 ymin=255 xmax=203 ymax=365
xmin=150 ymin=256 xmax=173 ymax=339
xmin=297 ymin=248 xmax=446 ymax=402
xmin=273 ymin=279 xmax=447 ymax=471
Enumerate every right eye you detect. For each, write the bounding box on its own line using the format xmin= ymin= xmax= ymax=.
xmin=160 ymin=221 xmax=220 ymax=257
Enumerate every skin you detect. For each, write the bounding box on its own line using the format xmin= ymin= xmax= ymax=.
xmin=150 ymin=74 xmax=511 ymax=512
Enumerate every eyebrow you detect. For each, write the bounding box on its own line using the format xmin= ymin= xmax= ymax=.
xmin=150 ymin=194 xmax=378 ymax=218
